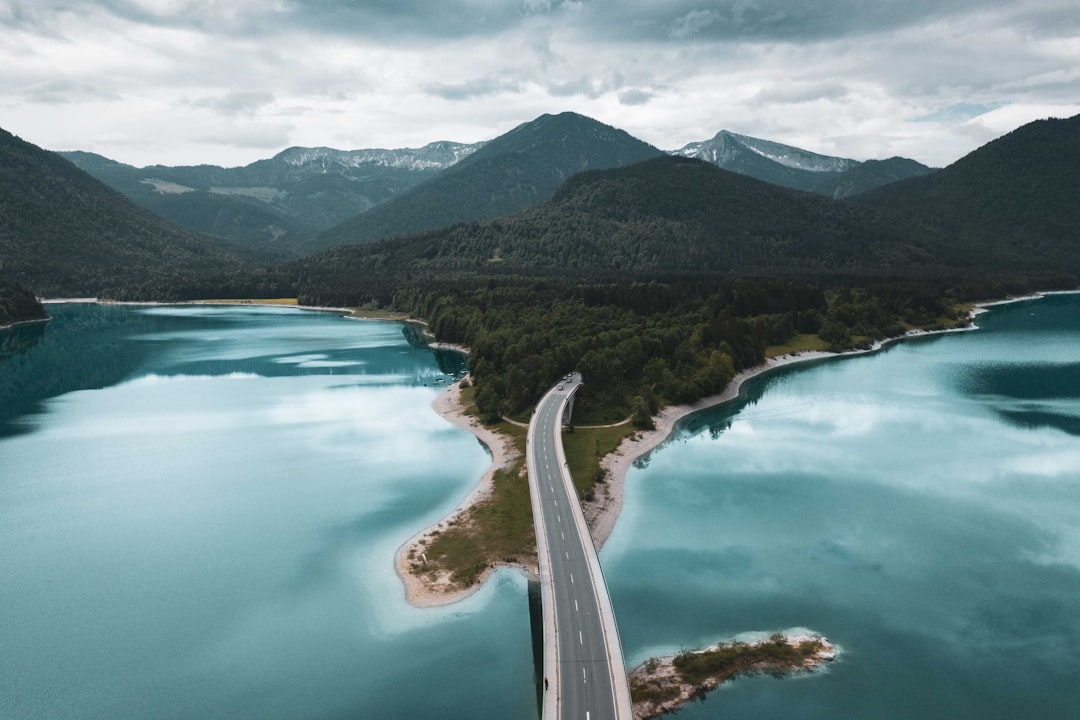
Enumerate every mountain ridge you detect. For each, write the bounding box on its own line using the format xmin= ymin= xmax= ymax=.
xmin=59 ymin=139 xmax=484 ymax=246
xmin=670 ymin=129 xmax=934 ymax=197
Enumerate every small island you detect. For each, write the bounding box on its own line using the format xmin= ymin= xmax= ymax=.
xmin=629 ymin=631 xmax=837 ymax=719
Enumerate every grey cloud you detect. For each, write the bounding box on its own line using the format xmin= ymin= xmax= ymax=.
xmin=189 ymin=91 xmax=275 ymax=116
xmin=277 ymin=0 xmax=529 ymax=40
xmin=546 ymin=73 xmax=624 ymax=99
xmin=753 ymin=82 xmax=849 ymax=105
xmin=1 ymin=0 xmax=1063 ymax=49
xmin=198 ymin=122 xmax=294 ymax=149
xmin=618 ymin=88 xmax=654 ymax=106
xmin=574 ymin=0 xmax=1027 ymax=44
xmin=20 ymin=78 xmax=120 ymax=104
xmin=424 ymin=76 xmax=522 ymax=101
xmin=669 ymin=9 xmax=722 ymax=39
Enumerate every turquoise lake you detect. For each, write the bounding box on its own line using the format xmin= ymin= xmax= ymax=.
xmin=2 ymin=296 xmax=1079 ymax=718
xmin=606 ymin=293 xmax=1080 ymax=718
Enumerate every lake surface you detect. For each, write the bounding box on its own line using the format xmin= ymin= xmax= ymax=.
xmin=604 ymin=293 xmax=1080 ymax=719
xmin=0 ymin=304 xmax=536 ymax=720
xmin=3 ymin=297 xmax=1079 ymax=719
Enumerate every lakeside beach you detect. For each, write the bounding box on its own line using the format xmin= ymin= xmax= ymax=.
xmin=394 ymin=381 xmax=535 ymax=607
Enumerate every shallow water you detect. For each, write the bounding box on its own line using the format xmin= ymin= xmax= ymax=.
xmin=0 ymin=304 xmax=536 ymax=720
xmin=604 ymin=294 xmax=1080 ymax=719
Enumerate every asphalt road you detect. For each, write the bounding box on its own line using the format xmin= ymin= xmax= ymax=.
xmin=529 ymin=374 xmax=629 ymax=720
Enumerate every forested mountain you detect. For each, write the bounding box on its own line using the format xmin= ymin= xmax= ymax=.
xmin=99 ymin=115 xmax=1078 ymax=425
xmin=0 ymin=128 xmax=263 ymax=297
xmin=309 ymin=112 xmax=664 ymax=252
xmin=672 ymin=130 xmax=934 ymax=197
xmin=857 ymin=113 xmax=1080 ymax=271
xmin=60 ymin=141 xmax=483 ymax=249
xmin=287 ymin=156 xmax=941 ymax=307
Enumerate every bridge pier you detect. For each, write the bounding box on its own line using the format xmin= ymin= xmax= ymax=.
xmin=561 ymin=392 xmax=575 ymax=425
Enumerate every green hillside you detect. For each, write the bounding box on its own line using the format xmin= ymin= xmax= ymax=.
xmin=0 ymin=128 xmax=264 ymax=297
xmin=290 ymin=155 xmax=942 ymax=308
xmin=857 ymin=114 xmax=1080 ymax=270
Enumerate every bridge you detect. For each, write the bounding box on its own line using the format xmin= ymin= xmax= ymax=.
xmin=526 ymin=373 xmax=633 ymax=720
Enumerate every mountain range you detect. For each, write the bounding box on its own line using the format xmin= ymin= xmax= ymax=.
xmin=306 ymin=112 xmax=664 ymax=253
xmin=59 ymin=140 xmax=483 ymax=247
xmin=285 ymin=112 xmax=1078 ymax=307
xmin=2 ymin=112 xmax=1077 ymax=300
xmin=57 ymin=115 xmax=933 ymax=256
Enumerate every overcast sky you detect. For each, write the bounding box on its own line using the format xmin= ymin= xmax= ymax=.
xmin=1 ymin=0 xmax=1077 ymax=168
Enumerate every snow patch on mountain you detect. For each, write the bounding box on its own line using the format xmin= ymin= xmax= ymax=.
xmin=276 ymin=141 xmax=485 ymax=172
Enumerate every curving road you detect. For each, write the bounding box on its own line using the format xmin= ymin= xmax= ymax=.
xmin=527 ymin=373 xmax=633 ymax=720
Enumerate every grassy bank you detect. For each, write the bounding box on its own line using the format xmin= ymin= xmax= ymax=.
xmin=562 ymin=421 xmax=637 ymax=501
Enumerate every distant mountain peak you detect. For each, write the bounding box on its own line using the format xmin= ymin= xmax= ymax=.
xmin=308 ymin=111 xmax=663 ymax=251
xmin=677 ymin=130 xmax=858 ymax=173
xmin=670 ymin=129 xmax=931 ymax=197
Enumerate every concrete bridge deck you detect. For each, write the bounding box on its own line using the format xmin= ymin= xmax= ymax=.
xmin=526 ymin=374 xmax=633 ymax=720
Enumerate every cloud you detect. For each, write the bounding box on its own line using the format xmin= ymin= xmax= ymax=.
xmin=188 ymin=90 xmax=275 ymax=116
xmin=546 ymin=73 xmax=624 ymax=99
xmin=617 ymin=88 xmax=654 ymax=106
xmin=916 ymin=102 xmax=1008 ymax=124
xmin=669 ymin=9 xmax=722 ymax=39
xmin=197 ymin=121 xmax=295 ymax=150
xmin=0 ymin=0 xmax=1076 ymax=169
xmin=17 ymin=78 xmax=121 ymax=104
xmin=424 ymin=76 xmax=523 ymax=101
xmin=753 ymin=81 xmax=850 ymax=105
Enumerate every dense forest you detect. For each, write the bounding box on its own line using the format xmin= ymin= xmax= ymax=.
xmin=392 ymin=276 xmax=980 ymax=423
xmin=0 ymin=281 xmax=47 ymax=328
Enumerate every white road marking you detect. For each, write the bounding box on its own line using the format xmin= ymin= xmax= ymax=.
xmin=570 ymin=573 xmax=574 ymax=584
xmin=565 ymin=551 xmax=569 ymax=559
xmin=579 ymin=631 xmax=583 ymax=645
xmin=575 ymin=599 xmax=579 ymax=612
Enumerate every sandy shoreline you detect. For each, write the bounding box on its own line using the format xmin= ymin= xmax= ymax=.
xmin=0 ymin=316 xmax=51 ymax=332
xmin=392 ymin=381 xmax=535 ymax=607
